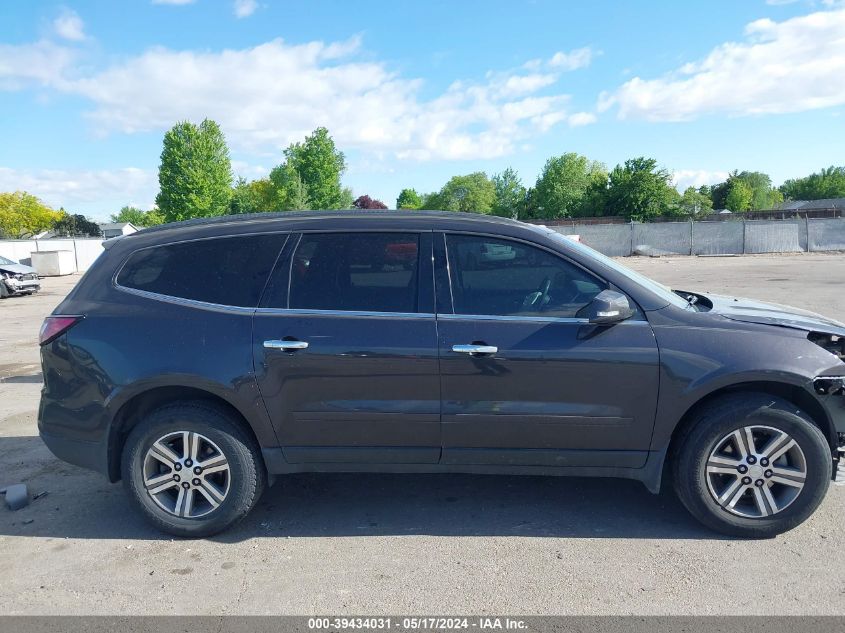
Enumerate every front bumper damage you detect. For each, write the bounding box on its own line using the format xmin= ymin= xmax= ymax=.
xmin=1 ymin=272 xmax=40 ymax=295
xmin=813 ymin=376 xmax=845 ymax=484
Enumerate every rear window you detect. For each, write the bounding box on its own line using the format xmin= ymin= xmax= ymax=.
xmin=116 ymin=234 xmax=286 ymax=307
xmin=285 ymin=232 xmax=420 ymax=313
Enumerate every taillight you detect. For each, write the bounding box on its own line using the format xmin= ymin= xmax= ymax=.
xmin=39 ymin=315 xmax=82 ymax=346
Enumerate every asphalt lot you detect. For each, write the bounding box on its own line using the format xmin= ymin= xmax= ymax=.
xmin=1 ymin=254 xmax=844 ymax=615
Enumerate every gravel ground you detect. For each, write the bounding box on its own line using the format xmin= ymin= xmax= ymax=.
xmin=1 ymin=254 xmax=844 ymax=615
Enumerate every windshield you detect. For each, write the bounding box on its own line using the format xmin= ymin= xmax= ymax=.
xmin=541 ymin=229 xmax=691 ymax=309
xmin=0 ymin=256 xmax=15 ymax=265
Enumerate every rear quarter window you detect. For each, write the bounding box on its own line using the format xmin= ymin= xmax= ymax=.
xmin=116 ymin=234 xmax=286 ymax=308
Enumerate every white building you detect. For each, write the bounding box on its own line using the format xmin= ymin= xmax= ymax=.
xmin=98 ymin=222 xmax=139 ymax=239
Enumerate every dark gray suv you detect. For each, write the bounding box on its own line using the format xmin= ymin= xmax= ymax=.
xmin=38 ymin=210 xmax=845 ymax=537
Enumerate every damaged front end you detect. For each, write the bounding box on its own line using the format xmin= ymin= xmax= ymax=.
xmin=0 ymin=269 xmax=41 ymax=296
xmin=813 ymin=373 xmax=845 ymax=484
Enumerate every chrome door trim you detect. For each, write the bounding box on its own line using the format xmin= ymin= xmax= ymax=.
xmin=437 ymin=313 xmax=650 ymax=325
xmin=254 ymin=307 xmax=436 ymax=319
xmin=113 ymin=285 xmax=257 ymax=314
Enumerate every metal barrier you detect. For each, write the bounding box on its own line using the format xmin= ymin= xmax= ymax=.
xmin=552 ymin=217 xmax=845 ymax=257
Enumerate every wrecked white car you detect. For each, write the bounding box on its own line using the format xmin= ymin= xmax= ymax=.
xmin=0 ymin=255 xmax=40 ymax=298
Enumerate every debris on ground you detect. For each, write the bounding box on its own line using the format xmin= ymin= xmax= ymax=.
xmin=3 ymin=483 xmax=29 ymax=511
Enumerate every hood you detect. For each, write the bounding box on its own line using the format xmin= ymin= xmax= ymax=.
xmin=0 ymin=262 xmax=37 ymax=275
xmin=702 ymin=292 xmax=845 ymax=337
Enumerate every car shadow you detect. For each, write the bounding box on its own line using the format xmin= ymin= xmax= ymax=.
xmin=0 ymin=435 xmax=728 ymax=541
xmin=0 ymin=372 xmax=43 ymax=384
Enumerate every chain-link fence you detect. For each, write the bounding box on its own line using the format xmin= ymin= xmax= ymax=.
xmin=554 ymin=217 xmax=845 ymax=257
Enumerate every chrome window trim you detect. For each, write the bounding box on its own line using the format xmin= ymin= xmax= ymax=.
xmin=255 ymin=307 xmax=435 ymax=319
xmin=115 ymin=287 xmax=646 ymax=324
xmin=437 ymin=313 xmax=649 ymax=325
xmin=114 ymin=285 xmax=256 ymax=314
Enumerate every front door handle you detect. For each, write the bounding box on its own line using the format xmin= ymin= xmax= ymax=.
xmin=263 ymin=340 xmax=309 ymax=351
xmin=452 ymin=343 xmax=498 ymax=355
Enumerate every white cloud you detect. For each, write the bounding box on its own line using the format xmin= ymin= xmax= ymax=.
xmin=233 ymin=0 xmax=258 ymax=18
xmin=53 ymin=9 xmax=86 ymax=41
xmin=0 ymin=167 xmax=157 ymax=217
xmin=523 ymin=46 xmax=596 ymax=73
xmin=601 ymin=9 xmax=845 ymax=121
xmin=0 ymin=41 xmax=76 ymax=88
xmin=6 ymin=36 xmax=573 ymax=161
xmin=547 ymin=47 xmax=595 ymax=71
xmin=567 ymin=111 xmax=597 ymax=127
xmin=672 ymin=169 xmax=730 ymax=191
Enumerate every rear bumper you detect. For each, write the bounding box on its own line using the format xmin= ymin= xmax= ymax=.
xmin=39 ymin=429 xmax=110 ymax=477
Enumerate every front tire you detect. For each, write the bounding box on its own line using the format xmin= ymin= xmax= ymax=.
xmin=122 ymin=401 xmax=266 ymax=538
xmin=673 ymin=393 xmax=831 ymax=538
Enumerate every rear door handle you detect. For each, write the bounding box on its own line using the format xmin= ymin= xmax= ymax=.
xmin=452 ymin=344 xmax=498 ymax=355
xmin=263 ymin=340 xmax=309 ymax=351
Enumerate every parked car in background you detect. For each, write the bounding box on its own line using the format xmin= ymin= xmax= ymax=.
xmin=37 ymin=210 xmax=845 ymax=538
xmin=0 ymin=255 xmax=40 ymax=298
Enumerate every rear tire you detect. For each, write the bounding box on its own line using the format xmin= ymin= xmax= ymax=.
xmin=673 ymin=393 xmax=831 ymax=538
xmin=122 ymin=401 xmax=266 ymax=538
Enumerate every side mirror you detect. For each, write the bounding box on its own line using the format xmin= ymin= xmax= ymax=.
xmin=586 ymin=289 xmax=634 ymax=325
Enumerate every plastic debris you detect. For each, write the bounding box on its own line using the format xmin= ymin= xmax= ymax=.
xmin=3 ymin=483 xmax=29 ymax=511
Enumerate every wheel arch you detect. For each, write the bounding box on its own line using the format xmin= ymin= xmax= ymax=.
xmin=107 ymin=385 xmax=263 ymax=482
xmin=665 ymin=381 xmax=837 ymax=471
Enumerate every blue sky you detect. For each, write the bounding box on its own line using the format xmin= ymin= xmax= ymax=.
xmin=1 ymin=0 xmax=844 ymax=220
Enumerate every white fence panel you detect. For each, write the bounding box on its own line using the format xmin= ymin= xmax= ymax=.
xmin=0 ymin=240 xmax=38 ymax=265
xmin=0 ymin=238 xmax=106 ymax=272
xmin=73 ymin=239 xmax=106 ymax=271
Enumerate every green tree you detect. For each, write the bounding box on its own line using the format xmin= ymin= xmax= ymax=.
xmin=737 ymin=171 xmax=781 ymax=209
xmin=491 ymin=168 xmax=526 ymax=219
xmin=711 ymin=171 xmax=781 ymax=210
xmin=0 ymin=191 xmax=62 ymax=237
xmin=604 ymin=157 xmax=676 ymax=221
xmin=339 ymin=187 xmax=354 ymax=209
xmin=155 ymin=119 xmax=233 ymax=223
xmin=52 ymin=213 xmax=102 ymax=237
xmin=674 ymin=187 xmax=714 ymax=217
xmin=227 ymin=177 xmax=281 ymax=214
xmin=423 ymin=172 xmax=496 ymax=213
xmin=396 ymin=188 xmax=423 ymax=209
xmin=780 ymin=166 xmax=845 ymax=200
xmin=268 ymin=163 xmax=311 ymax=211
xmin=228 ymin=178 xmax=261 ymax=215
xmin=111 ymin=205 xmax=164 ymax=227
xmin=725 ymin=179 xmax=753 ymax=212
xmin=529 ymin=153 xmax=607 ymax=219
xmin=282 ymin=127 xmax=346 ymax=209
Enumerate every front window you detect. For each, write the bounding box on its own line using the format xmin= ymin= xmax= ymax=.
xmin=0 ymin=256 xmax=15 ymax=265
xmin=445 ymin=234 xmax=607 ymax=318
xmin=542 ymin=229 xmax=691 ymax=310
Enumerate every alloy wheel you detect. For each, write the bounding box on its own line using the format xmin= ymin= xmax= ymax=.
xmin=142 ymin=431 xmax=231 ymax=518
xmin=705 ymin=425 xmax=807 ymax=518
